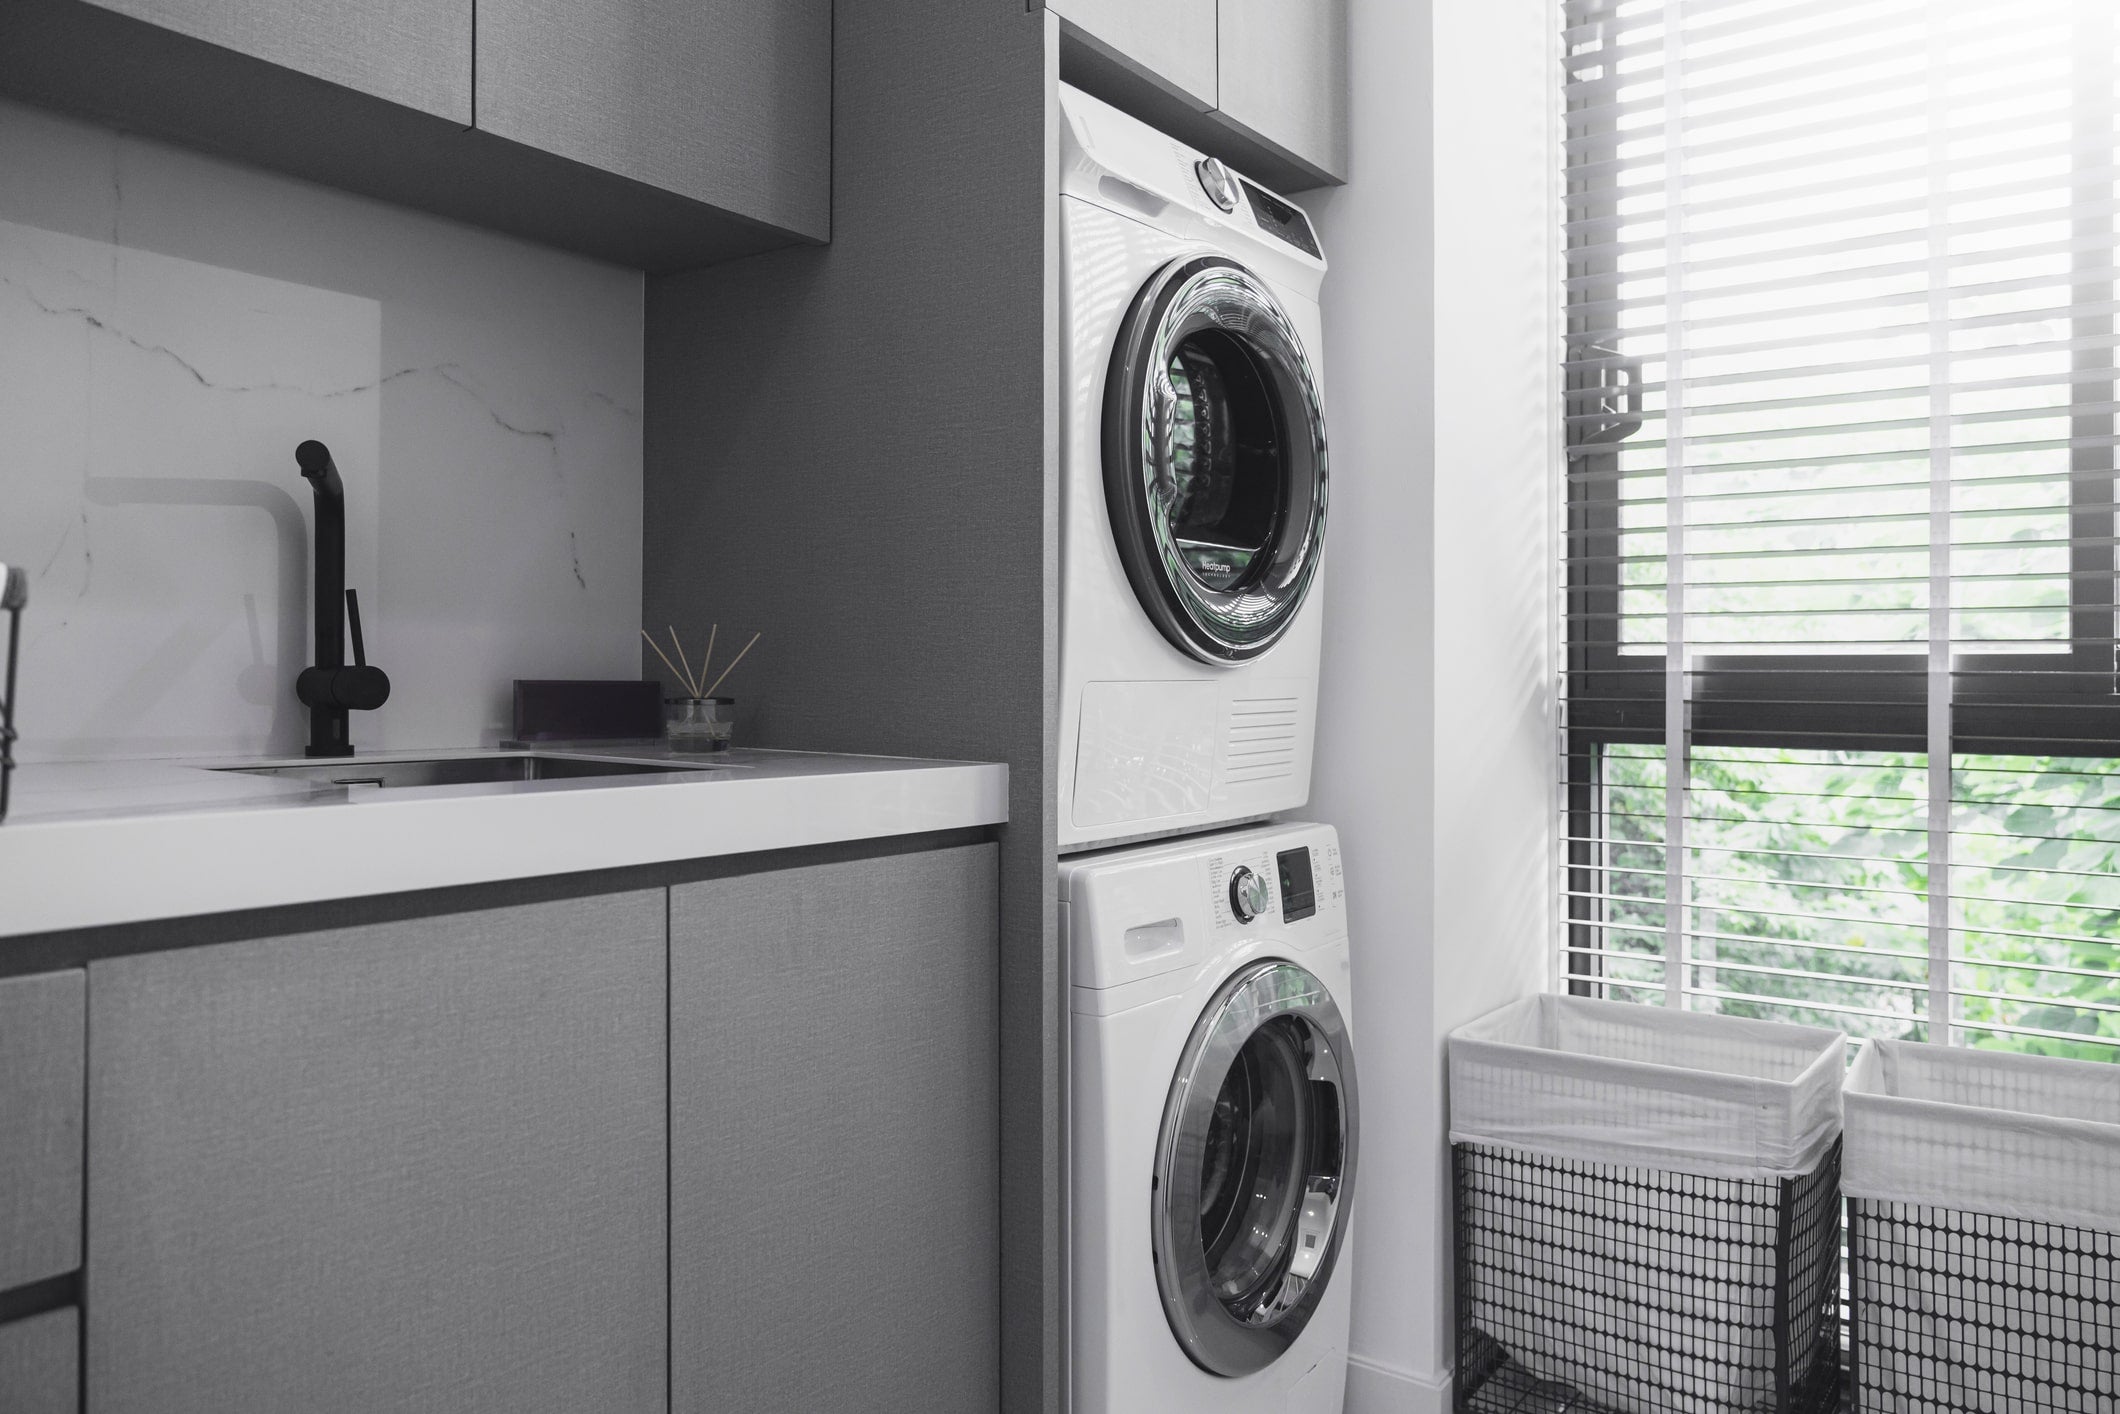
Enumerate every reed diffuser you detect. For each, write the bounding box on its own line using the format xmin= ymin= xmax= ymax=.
xmin=641 ymin=624 xmax=760 ymax=754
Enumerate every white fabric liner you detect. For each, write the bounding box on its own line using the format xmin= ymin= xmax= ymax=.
xmin=1843 ymin=1038 xmax=2120 ymax=1234
xmin=1449 ymin=994 xmax=1846 ymax=1180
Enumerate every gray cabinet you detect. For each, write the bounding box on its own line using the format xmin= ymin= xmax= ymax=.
xmin=669 ymin=845 xmax=1001 ymax=1414
xmin=0 ymin=0 xmax=825 ymax=268
xmin=84 ymin=0 xmax=470 ymax=121
xmin=0 ymin=1309 xmax=78 ymax=1414
xmin=0 ymin=970 xmax=83 ymax=1293
xmin=1215 ymin=0 xmax=1348 ymax=181
xmin=1052 ymin=0 xmax=1347 ymax=187
xmin=1050 ymin=0 xmax=1217 ymax=108
xmin=85 ymin=893 xmax=668 ymax=1414
xmin=477 ymin=0 xmax=831 ymax=241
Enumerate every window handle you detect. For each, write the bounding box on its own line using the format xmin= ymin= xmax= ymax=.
xmin=1572 ymin=342 xmax=1643 ymax=446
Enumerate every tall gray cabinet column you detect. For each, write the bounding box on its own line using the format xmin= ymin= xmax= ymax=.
xmin=668 ymin=844 xmax=1001 ymax=1414
xmin=84 ymin=893 xmax=668 ymax=1414
xmin=641 ymin=4 xmax=1060 ymax=1412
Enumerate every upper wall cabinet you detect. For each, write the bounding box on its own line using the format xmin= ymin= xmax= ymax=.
xmin=1050 ymin=0 xmax=1347 ymax=189
xmin=475 ymin=0 xmax=830 ymax=242
xmin=1215 ymin=0 xmax=1348 ymax=184
xmin=1047 ymin=0 xmax=1218 ymax=110
xmin=81 ymin=0 xmax=470 ymax=121
xmin=0 ymin=0 xmax=828 ymax=270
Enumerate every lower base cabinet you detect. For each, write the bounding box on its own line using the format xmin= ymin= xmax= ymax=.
xmin=669 ymin=844 xmax=1001 ymax=1414
xmin=0 ymin=1308 xmax=77 ymax=1414
xmin=84 ymin=892 xmax=668 ymax=1414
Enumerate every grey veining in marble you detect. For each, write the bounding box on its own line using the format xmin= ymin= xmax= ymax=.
xmin=0 ymin=98 xmax=644 ymax=763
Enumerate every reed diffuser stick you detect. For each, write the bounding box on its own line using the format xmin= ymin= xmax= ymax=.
xmin=641 ymin=627 xmax=691 ymax=694
xmin=668 ymin=626 xmax=701 ymax=697
xmin=700 ymin=632 xmax=761 ymax=699
xmin=701 ymin=624 xmax=719 ymax=688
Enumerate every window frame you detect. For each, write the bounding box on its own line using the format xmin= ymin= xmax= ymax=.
xmin=1560 ymin=0 xmax=2120 ymax=1001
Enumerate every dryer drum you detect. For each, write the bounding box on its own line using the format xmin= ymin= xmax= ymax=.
xmin=1152 ymin=959 xmax=1358 ymax=1377
xmin=1104 ymin=256 xmax=1329 ymax=664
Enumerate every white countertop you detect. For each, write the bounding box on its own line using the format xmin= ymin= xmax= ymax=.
xmin=0 ymin=745 xmax=1008 ymax=938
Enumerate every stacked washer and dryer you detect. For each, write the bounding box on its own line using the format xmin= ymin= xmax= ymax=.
xmin=1057 ymin=85 xmax=1358 ymax=1414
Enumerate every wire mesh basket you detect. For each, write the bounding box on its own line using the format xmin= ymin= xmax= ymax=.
xmin=1449 ymin=996 xmax=1847 ymax=1414
xmin=1844 ymin=1040 xmax=2120 ymax=1412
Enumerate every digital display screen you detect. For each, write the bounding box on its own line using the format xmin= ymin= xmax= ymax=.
xmin=1242 ymin=180 xmax=1322 ymax=259
xmin=1277 ymin=846 xmax=1317 ymax=923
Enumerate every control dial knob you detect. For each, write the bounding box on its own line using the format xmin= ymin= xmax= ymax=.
xmin=1229 ymin=865 xmax=1270 ymax=923
xmin=1196 ymin=157 xmax=1241 ymax=213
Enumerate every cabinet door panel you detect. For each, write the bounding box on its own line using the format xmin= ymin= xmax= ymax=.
xmin=1050 ymin=0 xmax=1217 ymax=109
xmin=85 ymin=0 xmax=470 ymax=122
xmin=1216 ymin=0 xmax=1348 ymax=180
xmin=86 ymin=893 xmax=666 ymax=1414
xmin=0 ymin=970 xmax=83 ymax=1292
xmin=477 ymin=0 xmax=830 ymax=239
xmin=670 ymin=845 xmax=1000 ymax=1414
xmin=0 ymin=1309 xmax=78 ymax=1414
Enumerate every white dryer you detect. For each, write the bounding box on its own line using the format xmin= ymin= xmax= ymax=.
xmin=1059 ymin=85 xmax=1331 ymax=852
xmin=1064 ymin=822 xmax=1357 ymax=1414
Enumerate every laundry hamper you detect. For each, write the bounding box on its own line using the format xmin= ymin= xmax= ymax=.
xmin=1844 ymin=1039 xmax=2120 ymax=1413
xmin=1449 ymin=995 xmax=1846 ymax=1414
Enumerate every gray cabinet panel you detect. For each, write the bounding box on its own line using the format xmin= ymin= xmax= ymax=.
xmin=1050 ymin=0 xmax=1217 ymax=109
xmin=85 ymin=0 xmax=470 ymax=122
xmin=477 ymin=0 xmax=830 ymax=241
xmin=670 ymin=845 xmax=1000 ymax=1414
xmin=0 ymin=970 xmax=83 ymax=1291
xmin=86 ymin=893 xmax=667 ymax=1414
xmin=0 ymin=1309 xmax=78 ymax=1414
xmin=1216 ymin=0 xmax=1348 ymax=181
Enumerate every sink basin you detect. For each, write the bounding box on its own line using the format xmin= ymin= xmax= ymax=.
xmin=214 ymin=753 xmax=718 ymax=790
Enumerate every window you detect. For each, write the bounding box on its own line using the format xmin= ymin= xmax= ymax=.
xmin=1561 ymin=0 xmax=2120 ymax=1060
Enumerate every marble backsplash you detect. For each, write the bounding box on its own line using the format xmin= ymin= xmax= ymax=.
xmin=0 ymin=99 xmax=644 ymax=762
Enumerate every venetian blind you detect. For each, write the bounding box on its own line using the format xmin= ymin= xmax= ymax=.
xmin=1561 ymin=0 xmax=2120 ymax=1058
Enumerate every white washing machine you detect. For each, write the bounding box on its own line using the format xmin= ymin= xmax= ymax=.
xmin=1059 ymin=85 xmax=1331 ymax=852
xmin=1064 ymin=821 xmax=1357 ymax=1414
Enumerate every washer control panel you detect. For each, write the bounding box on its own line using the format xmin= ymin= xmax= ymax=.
xmin=1062 ymin=823 xmax=1345 ymax=991
xmin=1205 ymin=829 xmax=1343 ymax=935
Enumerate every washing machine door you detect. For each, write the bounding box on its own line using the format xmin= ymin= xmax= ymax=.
xmin=1153 ymin=959 xmax=1357 ymax=1377
xmin=1104 ymin=255 xmax=1329 ymax=664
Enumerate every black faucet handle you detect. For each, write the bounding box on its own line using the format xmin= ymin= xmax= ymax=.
xmin=346 ymin=587 xmax=369 ymax=667
xmin=295 ymin=587 xmax=389 ymax=713
xmin=297 ymin=661 xmax=391 ymax=713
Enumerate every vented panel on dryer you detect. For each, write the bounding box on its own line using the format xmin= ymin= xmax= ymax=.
xmin=1222 ymin=694 xmax=1301 ymax=785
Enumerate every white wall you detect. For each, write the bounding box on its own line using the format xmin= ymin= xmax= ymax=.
xmin=1300 ymin=0 xmax=1556 ymax=1407
xmin=0 ymin=99 xmax=644 ymax=762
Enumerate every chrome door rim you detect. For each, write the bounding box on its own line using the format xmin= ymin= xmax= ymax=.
xmin=1103 ymin=256 xmax=1329 ymax=664
xmin=1152 ymin=959 xmax=1358 ymax=1377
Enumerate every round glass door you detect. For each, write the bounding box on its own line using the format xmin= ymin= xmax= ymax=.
xmin=1153 ymin=960 xmax=1358 ymax=1377
xmin=1103 ymin=256 xmax=1329 ymax=664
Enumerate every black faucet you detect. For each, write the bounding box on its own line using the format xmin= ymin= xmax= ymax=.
xmin=294 ymin=440 xmax=390 ymax=757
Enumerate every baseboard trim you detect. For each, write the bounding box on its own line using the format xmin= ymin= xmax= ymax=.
xmin=1345 ymin=1352 xmax=1452 ymax=1414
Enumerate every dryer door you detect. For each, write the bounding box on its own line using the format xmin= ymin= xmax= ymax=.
xmin=1104 ymin=256 xmax=1329 ymax=664
xmin=1153 ymin=959 xmax=1358 ymax=1377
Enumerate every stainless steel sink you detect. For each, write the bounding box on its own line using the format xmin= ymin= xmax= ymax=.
xmin=213 ymin=753 xmax=719 ymax=790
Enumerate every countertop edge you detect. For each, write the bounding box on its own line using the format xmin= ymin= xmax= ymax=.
xmin=0 ymin=759 xmax=1009 ymax=939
